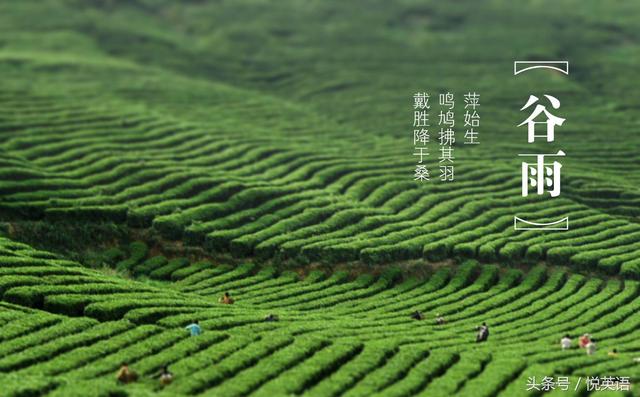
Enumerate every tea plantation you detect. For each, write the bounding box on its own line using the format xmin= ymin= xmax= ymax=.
xmin=0 ymin=0 xmax=639 ymax=396
xmin=1 ymin=239 xmax=639 ymax=396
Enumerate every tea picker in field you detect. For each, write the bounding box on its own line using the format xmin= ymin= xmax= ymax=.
xmin=435 ymin=313 xmax=446 ymax=325
xmin=185 ymin=320 xmax=202 ymax=336
xmin=579 ymin=333 xmax=591 ymax=348
xmin=410 ymin=310 xmax=425 ymax=320
xmin=116 ymin=362 xmax=139 ymax=384
xmin=560 ymin=334 xmax=572 ymax=350
xmin=586 ymin=338 xmax=597 ymax=355
xmin=608 ymin=348 xmax=619 ymax=357
xmin=151 ymin=365 xmax=174 ymax=386
xmin=219 ymin=292 xmax=235 ymax=304
xmin=476 ymin=322 xmax=489 ymax=342
xmin=264 ymin=313 xmax=279 ymax=322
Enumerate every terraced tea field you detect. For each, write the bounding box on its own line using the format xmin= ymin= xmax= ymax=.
xmin=0 ymin=239 xmax=639 ymax=397
xmin=0 ymin=0 xmax=639 ymax=276
xmin=0 ymin=0 xmax=640 ymax=396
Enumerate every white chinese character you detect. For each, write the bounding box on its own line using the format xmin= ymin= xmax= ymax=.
xmin=586 ymin=376 xmax=600 ymax=392
xmin=464 ymin=92 xmax=480 ymax=109
xmin=617 ymin=377 xmax=630 ymax=391
xmin=439 ymin=128 xmax=455 ymax=146
xmin=414 ymin=111 xmax=430 ymax=127
xmin=556 ymin=376 xmax=570 ymax=391
xmin=526 ymin=376 xmax=541 ymax=391
xmin=439 ymin=146 xmax=455 ymax=163
xmin=541 ymin=376 xmax=555 ymax=391
xmin=464 ymin=128 xmax=479 ymax=144
xmin=439 ymin=92 xmax=454 ymax=109
xmin=414 ymin=165 xmax=430 ymax=181
xmin=464 ymin=110 xmax=480 ymax=127
xmin=518 ymin=94 xmax=565 ymax=143
xmin=413 ymin=92 xmax=431 ymax=109
xmin=413 ymin=147 xmax=429 ymax=163
xmin=440 ymin=165 xmax=454 ymax=181
xmin=601 ymin=376 xmax=616 ymax=391
xmin=438 ymin=110 xmax=455 ymax=127
xmin=413 ymin=129 xmax=430 ymax=145
xmin=519 ymin=150 xmax=565 ymax=197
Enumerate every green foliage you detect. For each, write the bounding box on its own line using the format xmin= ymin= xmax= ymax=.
xmin=0 ymin=239 xmax=640 ymax=396
xmin=0 ymin=0 xmax=639 ymax=395
xmin=116 ymin=242 xmax=149 ymax=272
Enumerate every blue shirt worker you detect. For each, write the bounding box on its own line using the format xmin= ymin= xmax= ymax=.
xmin=185 ymin=320 xmax=202 ymax=336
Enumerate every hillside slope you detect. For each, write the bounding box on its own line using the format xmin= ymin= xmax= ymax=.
xmin=0 ymin=0 xmax=639 ymax=275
